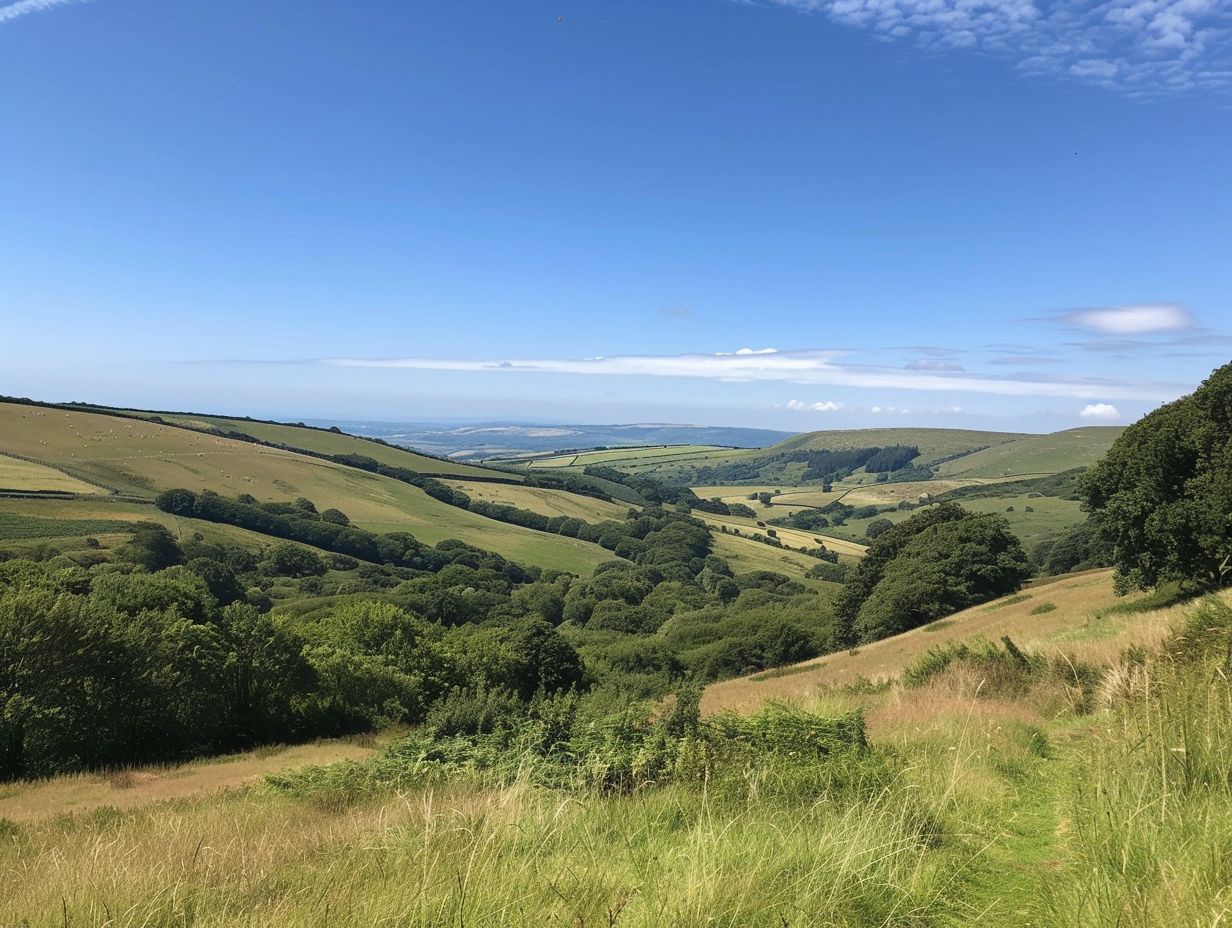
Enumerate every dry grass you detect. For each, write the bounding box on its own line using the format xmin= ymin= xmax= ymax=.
xmin=0 ymin=452 xmax=105 ymax=494
xmin=701 ymin=570 xmax=1166 ymax=714
xmin=0 ymin=739 xmax=380 ymax=823
xmin=0 ymin=403 xmax=616 ymax=574
xmin=442 ymin=479 xmax=635 ymax=522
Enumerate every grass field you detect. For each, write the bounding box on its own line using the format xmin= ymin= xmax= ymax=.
xmin=7 ymin=583 xmax=1229 ymax=926
xmin=701 ymin=569 xmax=1169 ymax=712
xmin=0 ymin=404 xmax=615 ymax=574
xmin=936 ymin=426 xmax=1124 ymax=478
xmin=703 ymin=524 xmax=852 ymax=592
xmin=772 ymin=427 xmax=1024 ymax=463
xmin=524 ymin=444 xmax=732 ymax=470
xmin=442 ymin=480 xmax=635 ymax=522
xmin=0 ymin=454 xmax=106 ymax=494
xmin=0 ymin=738 xmax=380 ymax=823
xmin=815 ymin=492 xmax=1085 ymax=550
xmin=114 ymin=410 xmax=508 ymax=479
xmin=0 ymin=497 xmax=355 ymax=558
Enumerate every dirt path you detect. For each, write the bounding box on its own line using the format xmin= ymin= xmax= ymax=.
xmin=0 ymin=739 xmax=379 ymax=822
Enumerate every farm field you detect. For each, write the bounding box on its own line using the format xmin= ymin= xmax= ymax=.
xmin=442 ymin=480 xmax=635 ymax=522
xmin=698 ymin=511 xmax=867 ymax=557
xmin=705 ymin=530 xmax=840 ymax=591
xmin=817 ymin=492 xmax=1085 ymax=550
xmin=936 ymin=426 xmax=1124 ymax=478
xmin=0 ymin=454 xmax=104 ymax=494
xmin=702 ymin=569 xmax=1180 ymax=713
xmin=0 ymin=403 xmax=614 ymax=574
xmin=109 ymin=409 xmax=509 ymax=479
xmin=772 ymin=427 xmax=1024 ymax=462
xmin=0 ymin=497 xmax=351 ymax=556
xmin=524 ymin=444 xmax=733 ymax=470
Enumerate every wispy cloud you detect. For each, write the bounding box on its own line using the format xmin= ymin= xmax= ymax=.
xmin=905 ymin=358 xmax=965 ymax=371
xmin=323 ymin=346 xmax=1179 ymax=400
xmin=989 ymin=355 xmax=1060 ymax=365
xmin=1055 ymin=303 xmax=1196 ymax=334
xmin=0 ymin=0 xmax=85 ymax=26
xmin=760 ymin=0 xmax=1232 ymax=94
xmin=785 ymin=399 xmax=845 ymax=411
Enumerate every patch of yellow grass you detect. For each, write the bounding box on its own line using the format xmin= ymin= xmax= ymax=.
xmin=701 ymin=569 xmax=1154 ymax=714
xmin=0 ymin=453 xmax=105 ymax=494
xmin=0 ymin=738 xmax=381 ymax=823
xmin=442 ymin=480 xmax=635 ymax=522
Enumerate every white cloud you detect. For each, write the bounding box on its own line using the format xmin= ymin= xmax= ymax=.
xmin=905 ymin=359 xmax=965 ymax=371
xmin=324 ymin=347 xmax=1179 ymax=400
xmin=762 ymin=0 xmax=1232 ymax=93
xmin=0 ymin=0 xmax=84 ymax=26
xmin=1058 ymin=303 xmax=1196 ymax=334
xmin=786 ymin=399 xmax=844 ymax=411
xmin=1080 ymin=403 xmax=1122 ymax=420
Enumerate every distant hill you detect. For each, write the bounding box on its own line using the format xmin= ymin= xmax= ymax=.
xmin=935 ymin=427 xmax=1125 ymax=479
xmin=312 ymin=421 xmax=795 ymax=460
xmin=771 ymin=428 xmax=1026 ymax=466
xmin=0 ymin=400 xmax=615 ymax=574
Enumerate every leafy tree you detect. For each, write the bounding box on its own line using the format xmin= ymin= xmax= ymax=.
xmin=1083 ymin=360 xmax=1232 ymax=591
xmin=119 ymin=521 xmax=183 ymax=571
xmin=866 ymin=518 xmax=894 ymax=539
xmin=262 ymin=543 xmax=326 ymax=578
xmin=837 ymin=504 xmax=1029 ymax=643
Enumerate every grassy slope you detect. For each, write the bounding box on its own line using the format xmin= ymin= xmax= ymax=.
xmin=0 ymin=404 xmax=613 ymax=574
xmin=0 ymin=738 xmax=380 ymax=822
xmin=772 ymin=427 xmax=1025 ymax=463
xmin=8 ymin=582 xmax=1229 ymax=925
xmin=111 ymin=409 xmax=511 ymax=479
xmin=936 ymin=426 xmax=1125 ymax=478
xmin=701 ymin=569 xmax=1169 ymax=713
xmin=442 ymin=480 xmax=636 ymax=522
xmin=0 ymin=454 xmax=105 ymax=494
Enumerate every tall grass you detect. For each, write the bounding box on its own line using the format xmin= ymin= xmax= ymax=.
xmin=8 ymin=594 xmax=1232 ymax=927
xmin=1 ymin=757 xmax=964 ymax=927
xmin=1042 ymin=596 xmax=1232 ymax=927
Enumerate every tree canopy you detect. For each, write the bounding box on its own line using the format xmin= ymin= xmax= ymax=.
xmin=836 ymin=503 xmax=1030 ymax=642
xmin=1083 ymin=360 xmax=1232 ymax=592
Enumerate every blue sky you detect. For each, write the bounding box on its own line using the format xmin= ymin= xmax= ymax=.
xmin=1 ymin=0 xmax=1229 ymax=431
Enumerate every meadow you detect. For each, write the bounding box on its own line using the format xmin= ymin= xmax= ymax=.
xmin=5 ymin=584 xmax=1230 ymax=927
xmin=0 ymin=453 xmax=105 ymax=494
xmin=0 ymin=403 xmax=615 ymax=574
xmin=936 ymin=427 xmax=1123 ymax=479
xmin=113 ymin=409 xmax=506 ymax=479
xmin=442 ymin=479 xmax=636 ymax=522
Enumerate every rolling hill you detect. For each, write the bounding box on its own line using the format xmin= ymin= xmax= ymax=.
xmin=935 ymin=426 xmax=1125 ymax=478
xmin=0 ymin=401 xmax=614 ymax=574
xmin=701 ymin=568 xmax=1173 ymax=714
xmin=99 ymin=408 xmax=511 ymax=480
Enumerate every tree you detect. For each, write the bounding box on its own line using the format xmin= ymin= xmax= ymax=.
xmin=119 ymin=521 xmax=183 ymax=571
xmin=1084 ymin=360 xmax=1232 ymax=592
xmin=866 ymin=518 xmax=894 ymax=539
xmin=262 ymin=543 xmax=326 ymax=578
xmin=837 ymin=504 xmax=1028 ymax=643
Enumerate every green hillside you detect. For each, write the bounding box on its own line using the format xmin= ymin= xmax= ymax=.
xmin=770 ymin=426 xmax=1025 ymax=464
xmin=936 ymin=426 xmax=1125 ymax=478
xmin=0 ymin=401 xmax=611 ymax=574
xmin=105 ymin=408 xmax=510 ymax=480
